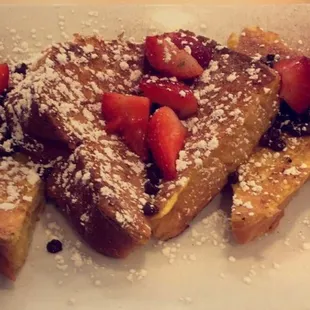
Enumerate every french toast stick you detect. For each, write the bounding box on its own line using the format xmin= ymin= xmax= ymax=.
xmin=47 ymin=141 xmax=151 ymax=258
xmin=232 ymin=135 xmax=310 ymax=243
xmin=228 ymin=27 xmax=310 ymax=243
xmin=0 ymin=155 xmax=44 ymax=280
xmin=151 ymin=35 xmax=280 ymax=240
xmin=6 ymin=35 xmax=152 ymax=257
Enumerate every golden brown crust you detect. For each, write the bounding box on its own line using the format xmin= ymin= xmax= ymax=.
xmin=232 ymin=136 xmax=310 ymax=244
xmin=2 ymin=32 xmax=282 ymax=257
xmin=0 ymin=155 xmax=44 ymax=280
xmin=229 ymin=27 xmax=310 ymax=244
xmin=47 ymin=141 xmax=151 ymax=258
xmin=5 ymin=35 xmax=144 ymax=161
xmin=227 ymin=26 xmax=304 ymax=58
xmin=152 ymin=37 xmax=280 ymax=240
xmin=6 ymin=35 xmax=152 ymax=257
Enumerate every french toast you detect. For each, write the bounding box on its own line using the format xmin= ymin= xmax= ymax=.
xmin=47 ymin=141 xmax=151 ymax=258
xmin=148 ymin=34 xmax=280 ymax=240
xmin=227 ymin=26 xmax=305 ymax=59
xmin=5 ymin=35 xmax=152 ymax=258
xmin=5 ymin=31 xmax=280 ymax=256
xmin=5 ymin=35 xmax=144 ymax=163
xmin=0 ymin=155 xmax=44 ymax=280
xmin=228 ymin=27 xmax=310 ymax=243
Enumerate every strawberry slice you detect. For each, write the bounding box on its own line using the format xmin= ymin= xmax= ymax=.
xmin=140 ymin=77 xmax=198 ymax=119
xmin=274 ymin=56 xmax=310 ymax=114
xmin=145 ymin=35 xmax=203 ymax=80
xmin=0 ymin=64 xmax=9 ymax=94
xmin=148 ymin=107 xmax=187 ymax=180
xmin=166 ymin=31 xmax=212 ymax=69
xmin=102 ymin=93 xmax=150 ymax=161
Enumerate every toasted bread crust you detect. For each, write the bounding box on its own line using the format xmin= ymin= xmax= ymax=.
xmin=151 ymin=36 xmax=280 ymax=240
xmin=5 ymin=35 xmax=144 ymax=161
xmin=227 ymin=26 xmax=304 ymax=59
xmin=232 ymin=136 xmax=310 ymax=243
xmin=0 ymin=155 xmax=44 ymax=280
xmin=229 ymin=27 xmax=310 ymax=244
xmin=47 ymin=143 xmax=151 ymax=258
xmin=6 ymin=35 xmax=152 ymax=257
xmin=3 ymin=31 xmax=285 ymax=256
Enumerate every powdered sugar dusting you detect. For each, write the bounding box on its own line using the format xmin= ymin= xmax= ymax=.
xmin=0 ymin=156 xmax=41 ymax=211
xmin=154 ymin=38 xmax=278 ymax=224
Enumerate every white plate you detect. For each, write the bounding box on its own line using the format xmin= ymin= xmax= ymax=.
xmin=1 ymin=4 xmax=310 ymax=310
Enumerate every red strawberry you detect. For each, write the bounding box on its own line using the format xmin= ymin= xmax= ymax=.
xmin=145 ymin=36 xmax=203 ymax=80
xmin=140 ymin=77 xmax=198 ymax=119
xmin=166 ymin=31 xmax=212 ymax=69
xmin=148 ymin=107 xmax=187 ymax=180
xmin=0 ymin=64 xmax=9 ymax=94
xmin=102 ymin=93 xmax=150 ymax=161
xmin=274 ymin=56 xmax=310 ymax=114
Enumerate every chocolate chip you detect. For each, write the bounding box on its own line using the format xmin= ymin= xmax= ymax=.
xmin=227 ymin=171 xmax=239 ymax=185
xmin=15 ymin=63 xmax=28 ymax=75
xmin=144 ymin=180 xmax=160 ymax=195
xmin=143 ymin=202 xmax=159 ymax=216
xmin=46 ymin=239 xmax=63 ymax=254
xmin=146 ymin=164 xmax=161 ymax=185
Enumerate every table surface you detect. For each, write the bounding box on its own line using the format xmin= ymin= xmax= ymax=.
xmin=0 ymin=0 xmax=309 ymax=4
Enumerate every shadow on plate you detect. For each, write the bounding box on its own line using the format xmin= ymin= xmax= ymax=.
xmin=0 ymin=275 xmax=14 ymax=290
